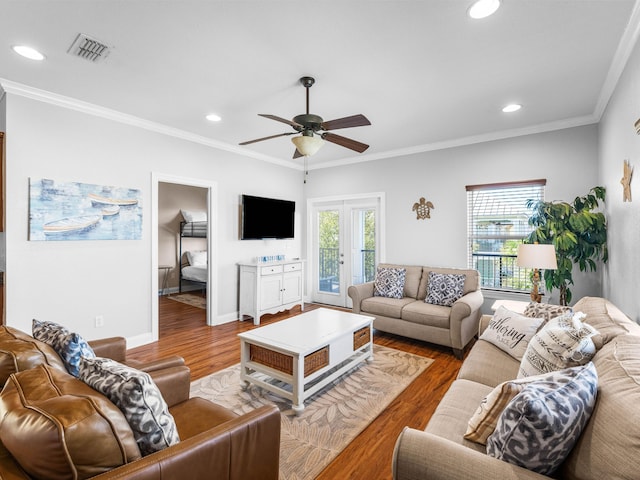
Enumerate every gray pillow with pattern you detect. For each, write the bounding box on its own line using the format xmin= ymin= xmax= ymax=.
xmin=487 ymin=362 xmax=598 ymax=475
xmin=32 ymin=319 xmax=95 ymax=377
xmin=425 ymin=272 xmax=465 ymax=307
xmin=373 ymin=267 xmax=407 ymax=299
xmin=78 ymin=357 xmax=180 ymax=455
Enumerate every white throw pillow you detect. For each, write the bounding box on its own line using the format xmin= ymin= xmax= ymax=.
xmin=518 ymin=311 xmax=598 ymax=378
xmin=479 ymin=306 xmax=544 ymax=361
xmin=186 ymin=250 xmax=207 ymax=266
xmin=181 ymin=209 xmax=207 ymax=223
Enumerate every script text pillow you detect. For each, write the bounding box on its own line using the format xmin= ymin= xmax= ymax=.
xmin=373 ymin=267 xmax=407 ymax=299
xmin=479 ymin=306 xmax=544 ymax=360
xmin=425 ymin=272 xmax=465 ymax=307
xmin=518 ymin=311 xmax=598 ymax=378
xmin=79 ymin=357 xmax=180 ymax=456
xmin=32 ymin=319 xmax=95 ymax=377
xmin=487 ymin=362 xmax=598 ymax=475
xmin=523 ymin=302 xmax=572 ymax=322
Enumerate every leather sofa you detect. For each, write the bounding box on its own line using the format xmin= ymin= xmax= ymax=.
xmin=0 ymin=326 xmax=281 ymax=479
xmin=392 ymin=296 xmax=640 ymax=480
xmin=348 ymin=264 xmax=483 ymax=358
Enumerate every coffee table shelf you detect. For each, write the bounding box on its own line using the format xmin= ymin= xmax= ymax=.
xmin=238 ymin=308 xmax=374 ymax=414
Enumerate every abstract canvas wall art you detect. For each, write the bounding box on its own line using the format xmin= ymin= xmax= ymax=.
xmin=29 ymin=178 xmax=142 ymax=241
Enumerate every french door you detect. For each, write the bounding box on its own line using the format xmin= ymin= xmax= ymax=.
xmin=310 ymin=195 xmax=382 ymax=308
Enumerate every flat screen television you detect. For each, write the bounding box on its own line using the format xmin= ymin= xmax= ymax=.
xmin=241 ymin=194 xmax=295 ymax=240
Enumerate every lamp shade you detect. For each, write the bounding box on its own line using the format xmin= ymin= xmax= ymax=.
xmin=516 ymin=244 xmax=558 ymax=269
xmin=292 ymin=135 xmax=324 ymax=156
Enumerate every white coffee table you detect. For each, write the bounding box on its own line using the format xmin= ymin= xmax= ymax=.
xmin=238 ymin=308 xmax=374 ymax=414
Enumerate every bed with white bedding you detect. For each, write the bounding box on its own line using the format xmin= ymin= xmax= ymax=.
xmin=179 ymin=210 xmax=207 ymax=292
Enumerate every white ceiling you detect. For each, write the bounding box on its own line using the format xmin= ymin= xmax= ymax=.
xmin=1 ymin=0 xmax=638 ymax=169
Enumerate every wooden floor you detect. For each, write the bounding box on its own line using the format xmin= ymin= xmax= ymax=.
xmin=127 ymin=296 xmax=466 ymax=480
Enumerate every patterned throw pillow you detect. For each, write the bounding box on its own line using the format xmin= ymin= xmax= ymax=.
xmin=479 ymin=306 xmax=544 ymax=361
xmin=78 ymin=357 xmax=180 ymax=456
xmin=523 ymin=302 xmax=572 ymax=322
xmin=518 ymin=311 xmax=598 ymax=378
xmin=425 ymin=272 xmax=465 ymax=307
xmin=465 ymin=370 xmax=554 ymax=445
xmin=487 ymin=362 xmax=598 ymax=475
xmin=32 ymin=319 xmax=95 ymax=377
xmin=373 ymin=267 xmax=407 ymax=299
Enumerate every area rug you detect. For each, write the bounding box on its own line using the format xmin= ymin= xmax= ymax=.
xmin=190 ymin=344 xmax=433 ymax=480
xmin=166 ymin=293 xmax=206 ymax=309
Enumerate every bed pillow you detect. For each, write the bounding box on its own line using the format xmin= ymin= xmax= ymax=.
xmin=487 ymin=362 xmax=598 ymax=475
xmin=180 ymin=210 xmax=207 ymax=223
xmin=518 ymin=311 xmax=598 ymax=378
xmin=425 ymin=272 xmax=465 ymax=307
xmin=186 ymin=250 xmax=207 ymax=266
xmin=373 ymin=267 xmax=406 ymax=299
xmin=479 ymin=306 xmax=544 ymax=361
xmin=32 ymin=319 xmax=95 ymax=377
xmin=79 ymin=357 xmax=180 ymax=456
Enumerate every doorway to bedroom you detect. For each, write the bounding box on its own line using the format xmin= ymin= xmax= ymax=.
xmin=152 ymin=173 xmax=216 ymax=338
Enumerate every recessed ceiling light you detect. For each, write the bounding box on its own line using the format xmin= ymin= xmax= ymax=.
xmin=502 ymin=104 xmax=522 ymax=113
xmin=12 ymin=45 xmax=45 ymax=61
xmin=468 ymin=0 xmax=501 ymax=19
xmin=205 ymin=113 xmax=222 ymax=122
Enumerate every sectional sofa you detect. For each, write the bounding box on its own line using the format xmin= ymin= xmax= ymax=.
xmin=392 ymin=296 xmax=640 ymax=479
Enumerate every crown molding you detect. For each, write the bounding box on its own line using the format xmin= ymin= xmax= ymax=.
xmin=0 ymin=78 xmax=298 ymax=170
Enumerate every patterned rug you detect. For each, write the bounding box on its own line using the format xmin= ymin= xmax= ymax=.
xmin=190 ymin=344 xmax=433 ymax=480
xmin=166 ymin=293 xmax=206 ymax=309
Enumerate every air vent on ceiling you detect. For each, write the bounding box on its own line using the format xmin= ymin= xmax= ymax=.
xmin=67 ymin=33 xmax=111 ymax=63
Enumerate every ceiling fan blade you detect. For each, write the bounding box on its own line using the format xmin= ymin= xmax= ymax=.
xmin=321 ymin=133 xmax=369 ymax=153
xmin=321 ymin=114 xmax=371 ymax=131
xmin=258 ymin=114 xmax=303 ymax=128
xmin=239 ymin=132 xmax=295 ymax=145
xmin=293 ymin=148 xmax=303 ymax=159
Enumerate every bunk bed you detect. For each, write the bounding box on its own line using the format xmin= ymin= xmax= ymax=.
xmin=179 ymin=210 xmax=207 ymax=293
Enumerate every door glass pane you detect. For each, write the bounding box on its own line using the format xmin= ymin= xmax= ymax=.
xmin=318 ymin=210 xmax=340 ymax=294
xmin=352 ymin=208 xmax=376 ymax=285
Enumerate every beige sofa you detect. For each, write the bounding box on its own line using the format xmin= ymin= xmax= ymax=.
xmin=348 ymin=264 xmax=483 ymax=358
xmin=392 ymin=296 xmax=640 ymax=480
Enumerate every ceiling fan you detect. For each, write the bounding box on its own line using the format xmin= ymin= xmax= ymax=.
xmin=239 ymin=76 xmax=371 ymax=159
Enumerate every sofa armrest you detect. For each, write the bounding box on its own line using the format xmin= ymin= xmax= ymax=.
xmin=92 ymin=405 xmax=281 ymax=480
xmin=148 ymin=366 xmax=191 ymax=407
xmin=348 ymin=282 xmax=375 ymax=313
xmin=88 ymin=337 xmax=127 ymax=362
xmin=448 ymin=290 xmax=483 ymax=351
xmin=127 ymin=356 xmax=186 ymax=372
xmin=392 ymin=428 xmax=547 ymax=480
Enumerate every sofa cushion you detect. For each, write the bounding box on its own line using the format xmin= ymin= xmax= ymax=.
xmin=0 ymin=364 xmax=141 ymax=480
xmin=479 ymin=306 xmax=544 ymax=361
xmin=523 ymin=302 xmax=572 ymax=322
xmin=0 ymin=326 xmax=67 ymax=385
xmin=457 ymin=339 xmax=520 ymax=387
xmin=378 ymin=263 xmax=423 ymax=299
xmin=400 ymin=301 xmax=451 ymax=329
xmin=425 ymin=379 xmax=492 ymax=454
xmin=425 ymin=272 xmax=465 ymax=307
xmin=518 ymin=311 xmax=598 ymax=378
xmin=418 ymin=267 xmax=479 ymax=301
xmin=562 ymin=334 xmax=640 ymax=480
xmin=487 ymin=362 xmax=598 ymax=476
xmin=361 ymin=296 xmax=416 ymax=319
xmin=373 ymin=267 xmax=407 ymax=299
xmin=32 ymin=319 xmax=96 ymax=377
xmin=79 ymin=357 xmax=180 ymax=456
xmin=572 ymin=296 xmax=635 ymax=347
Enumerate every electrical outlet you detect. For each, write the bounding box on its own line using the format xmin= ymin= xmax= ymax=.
xmin=95 ymin=315 xmax=104 ymax=328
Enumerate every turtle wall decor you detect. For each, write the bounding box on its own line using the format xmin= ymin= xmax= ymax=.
xmin=412 ymin=197 xmax=434 ymax=219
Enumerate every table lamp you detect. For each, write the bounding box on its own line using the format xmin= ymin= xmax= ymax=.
xmin=516 ymin=243 xmax=558 ymax=302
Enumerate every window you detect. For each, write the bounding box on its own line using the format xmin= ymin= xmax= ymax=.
xmin=467 ymin=179 xmax=545 ymax=292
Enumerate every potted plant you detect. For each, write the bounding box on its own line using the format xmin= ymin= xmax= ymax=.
xmin=526 ymin=186 xmax=608 ymax=305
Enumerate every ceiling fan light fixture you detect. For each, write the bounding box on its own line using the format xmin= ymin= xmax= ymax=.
xmin=468 ymin=0 xmax=501 ymax=19
xmin=292 ymin=134 xmax=324 ymax=157
xmin=12 ymin=45 xmax=45 ymax=61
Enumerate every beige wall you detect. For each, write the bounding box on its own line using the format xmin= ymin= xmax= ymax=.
xmin=158 ymin=182 xmax=207 ymax=292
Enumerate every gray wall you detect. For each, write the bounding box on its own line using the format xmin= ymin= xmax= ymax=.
xmin=306 ymin=125 xmax=601 ymax=310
